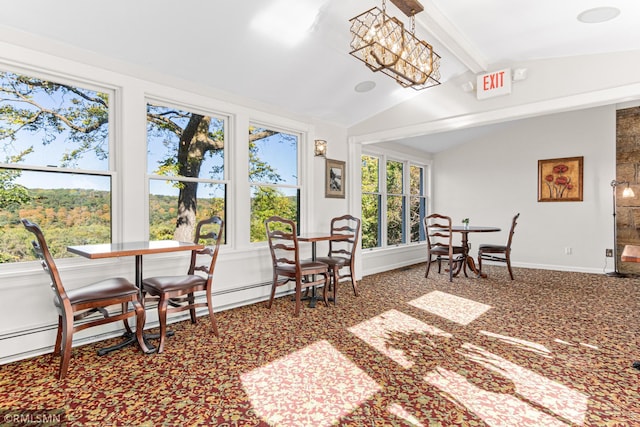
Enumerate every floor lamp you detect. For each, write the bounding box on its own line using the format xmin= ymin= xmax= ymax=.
xmin=608 ymin=180 xmax=635 ymax=277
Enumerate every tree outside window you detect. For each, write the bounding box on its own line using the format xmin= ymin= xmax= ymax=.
xmin=249 ymin=125 xmax=299 ymax=242
xmin=361 ymin=152 xmax=428 ymax=250
xmin=146 ymin=102 xmax=227 ymax=242
xmin=387 ymin=160 xmax=405 ymax=245
xmin=409 ymin=165 xmax=427 ymax=242
xmin=0 ymin=70 xmax=112 ymax=262
xmin=361 ymin=154 xmax=380 ymax=249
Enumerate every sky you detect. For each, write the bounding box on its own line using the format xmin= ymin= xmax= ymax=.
xmin=3 ymin=80 xmax=299 ymax=194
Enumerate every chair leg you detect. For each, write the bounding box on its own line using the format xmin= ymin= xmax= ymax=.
xmin=448 ymin=258 xmax=454 ymax=282
xmin=122 ymin=302 xmax=134 ymax=334
xmin=267 ymin=273 xmax=278 ymax=309
xmin=350 ymin=268 xmax=358 ymax=297
xmin=425 ymin=257 xmax=433 ymax=278
xmin=53 ymin=316 xmax=63 ymax=357
xmin=188 ymin=292 xmax=197 ymax=324
xmin=206 ymin=289 xmax=219 ymax=337
xmin=294 ymin=282 xmax=301 ymax=316
xmin=332 ymin=267 xmax=339 ymax=304
xmin=477 ymin=253 xmax=483 ymax=276
xmin=157 ymin=296 xmax=169 ymax=354
xmin=58 ymin=311 xmax=74 ymax=380
xmin=506 ymin=255 xmax=514 ymax=280
xmin=322 ymin=273 xmax=330 ymax=307
xmin=132 ymin=300 xmax=150 ymax=354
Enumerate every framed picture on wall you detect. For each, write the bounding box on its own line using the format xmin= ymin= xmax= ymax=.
xmin=538 ymin=156 xmax=584 ymax=202
xmin=325 ymin=158 xmax=346 ymax=199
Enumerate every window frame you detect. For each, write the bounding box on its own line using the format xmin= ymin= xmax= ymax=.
xmin=0 ymin=64 xmax=118 ymax=265
xmin=145 ymin=96 xmax=230 ymax=244
xmin=248 ymin=120 xmax=303 ymax=243
xmin=361 ymin=148 xmax=430 ymax=251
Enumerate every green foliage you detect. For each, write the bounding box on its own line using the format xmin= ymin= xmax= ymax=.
xmin=0 ymin=188 xmax=111 ymax=262
xmin=0 ymin=169 xmax=31 ymax=208
xmin=148 ymin=193 xmax=225 ymax=241
xmin=361 ymin=156 xmax=427 ymax=248
xmin=249 ymin=186 xmax=298 ymax=242
xmin=361 ymin=193 xmax=379 ymax=249
xmin=361 ymin=155 xmax=380 ymax=249
xmin=0 ymin=71 xmax=109 ymax=167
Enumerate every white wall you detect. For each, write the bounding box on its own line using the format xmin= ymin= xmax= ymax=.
xmin=432 ymin=106 xmax=615 ymax=272
xmin=309 ymin=121 xmax=352 ymax=232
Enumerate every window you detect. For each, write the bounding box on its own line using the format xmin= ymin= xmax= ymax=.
xmin=146 ymin=102 xmax=227 ymax=242
xmin=249 ymin=124 xmax=300 ymax=242
xmin=361 ymin=155 xmax=380 ymax=249
xmin=361 ymin=152 xmax=428 ymax=249
xmin=387 ymin=160 xmax=405 ymax=245
xmin=0 ymin=69 xmax=113 ymax=263
xmin=409 ymin=165 xmax=427 ymax=242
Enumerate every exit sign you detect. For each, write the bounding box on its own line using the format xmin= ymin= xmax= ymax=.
xmin=477 ymin=68 xmax=512 ymax=100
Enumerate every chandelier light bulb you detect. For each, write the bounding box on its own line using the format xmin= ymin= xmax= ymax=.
xmin=349 ymin=0 xmax=441 ymax=90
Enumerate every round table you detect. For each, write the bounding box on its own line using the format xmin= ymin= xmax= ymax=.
xmin=450 ymin=225 xmax=501 ymax=278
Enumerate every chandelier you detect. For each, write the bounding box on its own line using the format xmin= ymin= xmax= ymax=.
xmin=349 ymin=0 xmax=441 ymax=90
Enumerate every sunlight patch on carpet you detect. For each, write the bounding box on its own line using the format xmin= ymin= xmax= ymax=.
xmin=387 ymin=403 xmax=424 ymax=426
xmin=348 ymin=309 xmax=452 ymax=368
xmin=424 ymin=366 xmax=569 ymax=426
xmin=580 ymin=342 xmax=599 ymax=350
xmin=240 ymin=340 xmax=381 ymax=426
xmin=408 ymin=291 xmax=491 ymax=325
xmin=479 ymin=330 xmax=552 ymax=357
xmin=460 ymin=343 xmax=587 ymax=425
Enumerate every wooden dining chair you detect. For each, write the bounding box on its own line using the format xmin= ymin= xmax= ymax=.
xmin=141 ymin=216 xmax=223 ymax=353
xmin=424 ymin=213 xmax=465 ymax=282
xmin=477 ymin=213 xmax=520 ymax=280
xmin=21 ymin=219 xmax=150 ymax=379
xmin=315 ymin=214 xmax=360 ymax=303
xmin=265 ymin=216 xmax=330 ymax=316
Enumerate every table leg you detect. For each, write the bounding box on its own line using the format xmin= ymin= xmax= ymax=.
xmin=299 ymin=241 xmax=331 ymax=308
xmin=303 ymin=242 xmax=320 ymax=308
xmin=452 ymin=232 xmax=470 ymax=278
xmin=97 ymin=254 xmax=172 ymax=355
xmin=456 ymin=232 xmax=487 ymax=278
xmin=97 ymin=255 xmax=148 ymax=355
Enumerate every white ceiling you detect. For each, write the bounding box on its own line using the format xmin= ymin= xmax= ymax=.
xmin=1 ymin=0 xmax=639 ymax=152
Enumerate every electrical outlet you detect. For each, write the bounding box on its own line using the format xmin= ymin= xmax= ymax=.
xmin=565 ymin=247 xmax=572 ymax=255
xmin=606 ymin=248 xmax=613 ymax=257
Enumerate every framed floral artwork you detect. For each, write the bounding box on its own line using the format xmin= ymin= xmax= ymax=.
xmin=538 ymin=156 xmax=583 ymax=202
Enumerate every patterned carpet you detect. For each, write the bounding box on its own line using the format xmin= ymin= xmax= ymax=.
xmin=1 ymin=264 xmax=640 ymax=426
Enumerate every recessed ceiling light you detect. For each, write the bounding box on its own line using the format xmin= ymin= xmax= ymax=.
xmin=355 ymin=81 xmax=376 ymax=93
xmin=577 ymin=6 xmax=620 ymax=23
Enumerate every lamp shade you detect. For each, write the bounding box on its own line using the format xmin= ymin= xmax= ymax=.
xmin=314 ymin=140 xmax=327 ymax=157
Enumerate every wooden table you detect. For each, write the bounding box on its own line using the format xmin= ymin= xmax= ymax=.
xmin=450 ymin=225 xmax=501 ymax=278
xmin=298 ymin=232 xmax=353 ymax=308
xmin=67 ymin=240 xmax=203 ymax=354
xmin=620 ymin=244 xmax=640 ymax=371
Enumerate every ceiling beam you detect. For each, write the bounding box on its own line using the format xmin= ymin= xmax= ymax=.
xmin=416 ymin=2 xmax=488 ymax=74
